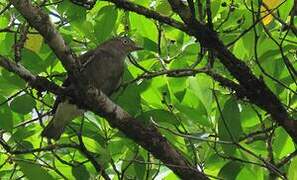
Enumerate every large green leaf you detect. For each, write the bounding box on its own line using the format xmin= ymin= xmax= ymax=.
xmin=0 ymin=33 xmax=14 ymax=56
xmin=0 ymin=15 xmax=8 ymax=29
xmin=218 ymin=161 xmax=242 ymax=179
xmin=279 ymin=0 xmax=294 ymax=21
xmin=95 ymin=5 xmax=118 ymax=43
xmin=240 ymin=104 xmax=259 ymax=128
xmin=22 ymin=49 xmax=47 ymax=74
xmin=130 ymin=12 xmax=158 ymax=42
xmin=134 ymin=155 xmax=146 ymax=180
xmin=18 ymin=161 xmax=54 ymax=180
xmin=272 ymin=128 xmax=295 ymax=159
xmin=72 ymin=164 xmax=90 ymax=180
xmin=218 ymin=97 xmax=242 ymax=155
xmin=11 ymin=127 xmax=35 ymax=141
xmin=141 ymin=76 xmax=166 ymax=108
xmin=10 ymin=94 xmax=36 ymax=115
xmin=176 ymin=88 xmax=211 ymax=127
xmin=288 ymin=157 xmax=297 ymax=180
xmin=188 ymin=75 xmax=213 ymax=112
xmin=115 ymin=69 xmax=142 ymax=115
xmin=1 ymin=69 xmax=26 ymax=88
xmin=236 ymin=165 xmax=264 ymax=180
xmin=0 ymin=95 xmax=13 ymax=131
xmin=156 ymin=0 xmax=172 ymax=16
xmin=137 ymin=109 xmax=179 ymax=126
xmin=57 ymin=1 xmax=86 ymax=23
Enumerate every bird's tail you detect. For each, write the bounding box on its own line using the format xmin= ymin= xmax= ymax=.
xmin=41 ymin=100 xmax=84 ymax=140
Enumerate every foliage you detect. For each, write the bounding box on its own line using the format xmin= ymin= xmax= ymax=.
xmin=0 ymin=0 xmax=296 ymax=179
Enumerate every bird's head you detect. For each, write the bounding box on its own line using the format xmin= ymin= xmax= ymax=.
xmin=101 ymin=36 xmax=143 ymax=55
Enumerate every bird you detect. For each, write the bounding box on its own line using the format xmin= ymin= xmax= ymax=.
xmin=41 ymin=36 xmax=143 ymax=140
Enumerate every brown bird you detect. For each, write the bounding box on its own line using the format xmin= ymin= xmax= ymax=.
xmin=41 ymin=37 xmax=142 ymax=140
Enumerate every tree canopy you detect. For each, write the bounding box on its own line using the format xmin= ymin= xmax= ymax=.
xmin=0 ymin=0 xmax=296 ymax=179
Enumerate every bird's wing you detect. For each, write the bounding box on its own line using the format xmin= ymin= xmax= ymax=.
xmin=81 ymin=48 xmax=125 ymax=95
xmin=79 ymin=48 xmax=96 ymax=66
xmin=79 ymin=48 xmax=115 ymax=69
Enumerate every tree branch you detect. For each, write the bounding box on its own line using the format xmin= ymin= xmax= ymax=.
xmin=0 ymin=56 xmax=64 ymax=95
xmin=102 ymin=0 xmax=188 ymax=32
xmin=10 ymin=144 xmax=79 ymax=154
xmin=9 ymin=0 xmax=208 ymax=179
xmin=105 ymin=0 xmax=297 ymax=143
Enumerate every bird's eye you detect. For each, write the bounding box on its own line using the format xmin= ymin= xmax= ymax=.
xmin=122 ymin=39 xmax=128 ymax=44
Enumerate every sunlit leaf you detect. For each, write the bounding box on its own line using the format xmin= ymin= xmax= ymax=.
xmin=261 ymin=0 xmax=282 ymax=25
xmin=24 ymin=34 xmax=43 ymax=53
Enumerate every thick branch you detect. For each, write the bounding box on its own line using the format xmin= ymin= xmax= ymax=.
xmin=103 ymin=0 xmax=188 ymax=32
xmin=11 ymin=144 xmax=79 ymax=154
xmin=104 ymin=0 xmax=297 ymax=143
xmin=167 ymin=0 xmax=297 ymax=143
xmin=0 ymin=56 xmax=64 ymax=95
xmin=81 ymin=89 xmax=207 ymax=179
xmin=124 ymin=68 xmax=249 ymax=100
xmin=10 ymin=0 xmax=79 ymax=76
xmin=9 ymin=0 xmax=207 ymax=179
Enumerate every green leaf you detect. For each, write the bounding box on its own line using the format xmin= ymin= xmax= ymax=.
xmin=279 ymin=0 xmax=294 ymax=21
xmin=72 ymin=164 xmax=90 ymax=180
xmin=176 ymin=104 xmax=210 ymax=127
xmin=121 ymin=150 xmax=137 ymax=176
xmin=141 ymin=76 xmax=166 ymax=108
xmin=22 ymin=49 xmax=46 ymax=74
xmin=0 ymin=15 xmax=9 ymax=29
xmin=134 ymin=155 xmax=146 ymax=180
xmin=233 ymin=38 xmax=247 ymax=59
xmin=82 ymin=136 xmax=103 ymax=153
xmin=57 ymin=1 xmax=86 ymax=23
xmin=218 ymin=97 xmax=242 ymax=155
xmin=218 ymin=161 xmax=242 ymax=179
xmin=164 ymin=172 xmax=179 ymax=180
xmin=143 ymin=37 xmax=158 ymax=52
xmin=237 ymin=165 xmax=264 ymax=180
xmin=240 ymin=104 xmax=259 ymax=128
xmin=211 ymin=0 xmax=222 ymax=17
xmin=188 ymin=75 xmax=213 ymax=112
xmin=205 ymin=154 xmax=227 ymax=172
xmin=137 ymin=109 xmax=179 ymax=126
xmin=156 ymin=0 xmax=172 ymax=16
xmin=130 ymin=12 xmax=158 ymax=42
xmin=176 ymin=89 xmax=211 ymax=127
xmin=288 ymin=157 xmax=297 ymax=180
xmin=107 ymin=138 xmax=129 ymax=161
xmin=95 ymin=5 xmax=118 ymax=43
xmin=0 ymin=76 xmax=20 ymax=95
xmin=257 ymin=37 xmax=279 ymax=57
xmin=1 ymin=69 xmax=26 ymax=88
xmin=0 ymin=95 xmax=13 ymax=131
xmin=18 ymin=161 xmax=54 ymax=180
xmin=15 ymin=141 xmax=34 ymax=151
xmin=12 ymin=128 xmax=35 ymax=141
xmin=0 ymin=33 xmax=14 ymax=56
xmin=10 ymin=94 xmax=36 ymax=115
xmin=115 ymin=69 xmax=141 ymax=115
xmin=272 ymin=128 xmax=295 ymax=159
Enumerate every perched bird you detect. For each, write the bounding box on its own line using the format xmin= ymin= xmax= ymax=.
xmin=41 ymin=37 xmax=142 ymax=140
